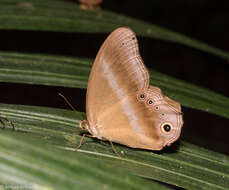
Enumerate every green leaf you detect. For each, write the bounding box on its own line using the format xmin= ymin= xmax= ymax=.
xmin=1 ymin=1 xmax=229 ymax=190
xmin=0 ymin=103 xmax=229 ymax=190
xmin=0 ymin=133 xmax=169 ymax=190
xmin=0 ymin=0 xmax=229 ymax=60
xmin=1 ymin=52 xmax=229 ymax=120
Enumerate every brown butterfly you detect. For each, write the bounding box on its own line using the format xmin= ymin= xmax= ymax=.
xmin=82 ymin=27 xmax=183 ymax=150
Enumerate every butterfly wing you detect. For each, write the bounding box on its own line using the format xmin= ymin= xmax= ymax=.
xmin=92 ymin=87 xmax=183 ymax=150
xmin=86 ymin=27 xmax=183 ymax=150
xmin=86 ymin=27 xmax=149 ymax=126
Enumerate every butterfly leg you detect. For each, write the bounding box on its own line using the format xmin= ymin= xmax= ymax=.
xmin=75 ymin=133 xmax=86 ymax=150
xmin=74 ymin=133 xmax=94 ymax=151
xmin=0 ymin=116 xmax=15 ymax=131
xmin=109 ymin=141 xmax=120 ymax=157
xmin=72 ymin=120 xmax=89 ymax=135
xmin=77 ymin=120 xmax=120 ymax=157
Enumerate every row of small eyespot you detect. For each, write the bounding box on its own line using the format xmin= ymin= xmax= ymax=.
xmin=139 ymin=93 xmax=172 ymax=134
xmin=138 ymin=93 xmax=159 ymax=109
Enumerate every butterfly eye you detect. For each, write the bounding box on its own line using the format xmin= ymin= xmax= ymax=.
xmin=160 ymin=122 xmax=173 ymax=134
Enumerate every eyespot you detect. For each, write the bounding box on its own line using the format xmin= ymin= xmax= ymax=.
xmin=160 ymin=122 xmax=173 ymax=134
xmin=148 ymin=99 xmax=153 ymax=105
xmin=155 ymin=106 xmax=159 ymax=110
xmin=137 ymin=93 xmax=147 ymax=101
xmin=164 ymin=125 xmax=171 ymax=132
xmin=139 ymin=94 xmax=145 ymax=99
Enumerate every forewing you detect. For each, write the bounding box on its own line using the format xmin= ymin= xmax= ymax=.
xmin=86 ymin=27 xmax=149 ymax=124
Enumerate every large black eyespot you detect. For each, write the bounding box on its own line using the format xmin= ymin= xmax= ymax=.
xmin=163 ymin=124 xmax=171 ymax=132
xmin=160 ymin=122 xmax=173 ymax=134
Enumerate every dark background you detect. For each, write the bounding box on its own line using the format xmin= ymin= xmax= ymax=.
xmin=1 ymin=0 xmax=229 ymax=158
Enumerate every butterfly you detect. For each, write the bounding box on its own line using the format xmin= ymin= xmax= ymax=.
xmin=82 ymin=27 xmax=183 ymax=150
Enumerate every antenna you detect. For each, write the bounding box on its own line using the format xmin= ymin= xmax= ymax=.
xmin=58 ymin=93 xmax=77 ymax=112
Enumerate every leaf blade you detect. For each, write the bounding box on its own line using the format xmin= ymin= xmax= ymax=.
xmin=1 ymin=132 xmax=171 ymax=190
xmin=0 ymin=103 xmax=228 ymax=190
xmin=1 ymin=52 xmax=229 ymax=120
xmin=0 ymin=0 xmax=229 ymax=60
